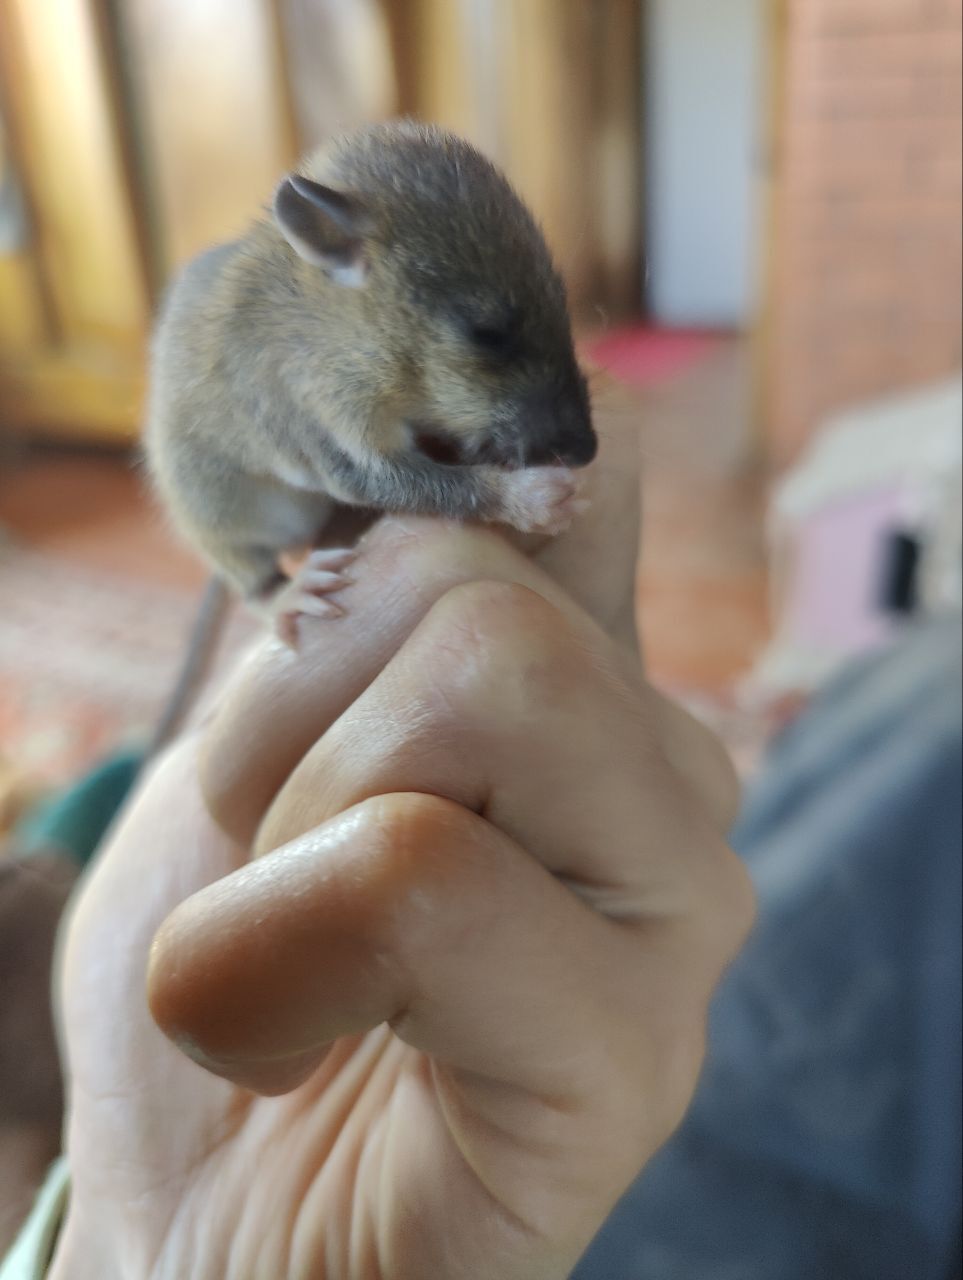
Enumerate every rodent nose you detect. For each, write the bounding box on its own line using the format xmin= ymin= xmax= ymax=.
xmin=522 ymin=389 xmax=596 ymax=468
xmin=556 ymin=413 xmax=598 ymax=466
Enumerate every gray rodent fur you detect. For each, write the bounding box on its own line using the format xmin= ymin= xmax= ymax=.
xmin=145 ymin=120 xmax=597 ymax=611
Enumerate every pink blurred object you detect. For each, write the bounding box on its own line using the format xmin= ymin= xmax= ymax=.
xmin=783 ymin=486 xmax=906 ymax=654
xmin=749 ymin=377 xmax=962 ymax=698
xmin=585 ymin=326 xmax=720 ymax=386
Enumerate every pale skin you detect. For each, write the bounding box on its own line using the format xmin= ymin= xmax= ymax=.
xmin=48 ymin=419 xmax=754 ymax=1280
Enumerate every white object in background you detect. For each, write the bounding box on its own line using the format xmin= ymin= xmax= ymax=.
xmin=644 ymin=0 xmax=764 ymax=327
xmin=748 ymin=377 xmax=963 ymax=697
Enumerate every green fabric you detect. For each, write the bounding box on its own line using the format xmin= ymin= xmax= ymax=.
xmin=0 ymin=1158 xmax=68 ymax=1280
xmin=15 ymin=749 xmax=144 ymax=868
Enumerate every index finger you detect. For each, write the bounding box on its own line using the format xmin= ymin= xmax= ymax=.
xmin=201 ymin=519 xmax=737 ymax=849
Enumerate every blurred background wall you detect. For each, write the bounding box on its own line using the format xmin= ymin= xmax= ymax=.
xmin=762 ymin=0 xmax=963 ymax=464
xmin=0 ymin=0 xmax=959 ymax=465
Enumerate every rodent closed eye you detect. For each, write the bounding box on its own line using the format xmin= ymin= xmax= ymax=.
xmin=468 ymin=323 xmax=527 ymax=366
xmin=463 ymin=304 xmax=523 ymax=361
xmin=471 ymin=324 xmax=512 ymax=351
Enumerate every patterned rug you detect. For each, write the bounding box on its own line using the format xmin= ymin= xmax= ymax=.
xmin=0 ymin=548 xmax=255 ymax=795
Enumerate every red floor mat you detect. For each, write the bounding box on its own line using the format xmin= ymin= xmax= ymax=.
xmin=586 ymin=326 xmax=721 ymax=387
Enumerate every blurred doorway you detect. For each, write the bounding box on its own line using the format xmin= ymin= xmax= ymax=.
xmin=642 ymin=0 xmax=767 ymax=330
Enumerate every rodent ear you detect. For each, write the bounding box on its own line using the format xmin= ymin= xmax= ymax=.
xmin=273 ymin=174 xmax=371 ymax=287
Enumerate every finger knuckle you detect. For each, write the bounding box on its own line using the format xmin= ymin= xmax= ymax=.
xmin=415 ymin=581 xmax=581 ymax=716
xmin=362 ymin=792 xmax=505 ymax=959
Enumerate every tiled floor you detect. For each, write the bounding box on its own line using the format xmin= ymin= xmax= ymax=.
xmin=0 ymin=337 xmax=771 ymax=788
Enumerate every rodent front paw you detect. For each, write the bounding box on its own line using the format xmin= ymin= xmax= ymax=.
xmin=272 ymin=546 xmax=357 ymax=648
xmin=500 ymin=467 xmax=588 ymax=536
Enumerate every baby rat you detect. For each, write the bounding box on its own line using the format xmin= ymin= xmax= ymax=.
xmin=146 ymin=121 xmax=597 ymax=641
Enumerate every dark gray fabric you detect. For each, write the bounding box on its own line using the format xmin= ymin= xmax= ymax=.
xmin=575 ymin=620 xmax=963 ymax=1280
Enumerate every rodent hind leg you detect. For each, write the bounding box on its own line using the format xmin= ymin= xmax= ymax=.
xmin=209 ymin=542 xmax=287 ymax=602
xmin=270 ymin=546 xmax=358 ymax=649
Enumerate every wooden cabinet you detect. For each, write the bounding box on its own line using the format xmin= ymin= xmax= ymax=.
xmin=0 ymin=0 xmax=150 ymax=439
xmin=0 ymin=0 xmax=642 ymax=444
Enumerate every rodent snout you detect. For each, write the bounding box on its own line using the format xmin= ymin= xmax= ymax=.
xmin=518 ymin=388 xmax=597 ymax=469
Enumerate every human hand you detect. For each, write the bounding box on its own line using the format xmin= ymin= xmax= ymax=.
xmin=49 ymin=426 xmax=751 ymax=1280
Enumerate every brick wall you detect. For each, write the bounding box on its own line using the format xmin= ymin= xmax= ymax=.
xmin=764 ymin=0 xmax=962 ymax=465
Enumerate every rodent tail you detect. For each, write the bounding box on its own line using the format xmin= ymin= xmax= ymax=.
xmin=147 ymin=575 xmax=231 ymax=757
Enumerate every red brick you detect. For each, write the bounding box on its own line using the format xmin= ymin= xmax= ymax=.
xmin=792 ymin=71 xmax=961 ymax=118
xmin=765 ymin=0 xmax=962 ymax=464
xmin=799 ymin=0 xmax=962 ymax=39
xmin=792 ymin=30 xmax=962 ymax=82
